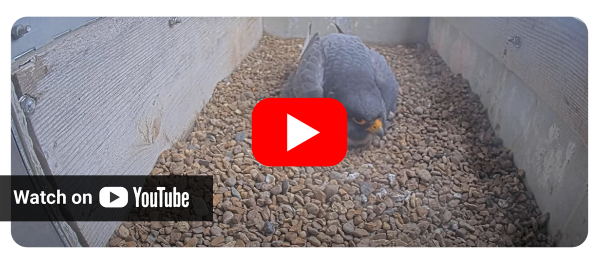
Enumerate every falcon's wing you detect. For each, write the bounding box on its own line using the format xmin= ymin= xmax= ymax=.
xmin=368 ymin=48 xmax=400 ymax=114
xmin=283 ymin=24 xmax=326 ymax=98
xmin=329 ymin=22 xmax=399 ymax=112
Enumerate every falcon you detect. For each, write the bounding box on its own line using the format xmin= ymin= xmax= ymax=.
xmin=283 ymin=23 xmax=401 ymax=149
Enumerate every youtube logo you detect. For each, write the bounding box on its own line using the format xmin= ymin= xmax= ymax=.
xmin=99 ymin=187 xmax=128 ymax=208
xmin=252 ymin=98 xmax=347 ymax=166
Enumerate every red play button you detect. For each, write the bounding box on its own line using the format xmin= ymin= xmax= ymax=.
xmin=252 ymin=98 xmax=347 ymax=166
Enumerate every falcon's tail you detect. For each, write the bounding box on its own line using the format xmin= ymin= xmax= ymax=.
xmin=299 ymin=23 xmax=320 ymax=63
xmin=300 ymin=23 xmax=313 ymax=57
xmin=333 ymin=22 xmax=344 ymax=34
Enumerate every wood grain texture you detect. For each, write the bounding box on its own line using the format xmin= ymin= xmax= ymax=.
xmin=11 ymin=17 xmax=263 ymax=246
xmin=442 ymin=17 xmax=587 ymax=147
xmin=10 ymin=82 xmax=45 ymax=176
xmin=11 ymin=82 xmax=82 ymax=247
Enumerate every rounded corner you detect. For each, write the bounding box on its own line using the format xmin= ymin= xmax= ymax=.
xmin=252 ymin=98 xmax=266 ymax=111
xmin=250 ymin=148 xmax=269 ymax=167
xmin=10 ymin=221 xmax=28 ymax=248
xmin=575 ymin=233 xmax=590 ymax=248
xmin=10 ymin=228 xmax=25 ymax=248
xmin=328 ymin=98 xmax=347 ymax=111
xmin=251 ymin=145 xmax=260 ymax=157
xmin=328 ymin=149 xmax=348 ymax=167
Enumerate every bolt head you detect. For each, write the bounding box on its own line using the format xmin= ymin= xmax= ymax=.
xmin=19 ymin=95 xmax=36 ymax=116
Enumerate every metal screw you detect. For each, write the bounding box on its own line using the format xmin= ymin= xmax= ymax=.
xmin=11 ymin=24 xmax=31 ymax=40
xmin=168 ymin=17 xmax=182 ymax=27
xmin=508 ymin=35 xmax=521 ymax=48
xmin=19 ymin=95 xmax=36 ymax=116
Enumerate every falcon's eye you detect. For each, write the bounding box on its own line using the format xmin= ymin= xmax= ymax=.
xmin=352 ymin=117 xmax=366 ymax=125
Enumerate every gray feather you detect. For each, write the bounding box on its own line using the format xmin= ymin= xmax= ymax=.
xmin=300 ymin=22 xmax=312 ymax=57
xmin=367 ymin=48 xmax=400 ymax=114
xmin=283 ymin=28 xmax=325 ymax=98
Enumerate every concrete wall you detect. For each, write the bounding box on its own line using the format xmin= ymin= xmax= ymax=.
xmin=263 ymin=17 xmax=430 ymax=45
xmin=427 ymin=17 xmax=588 ymax=247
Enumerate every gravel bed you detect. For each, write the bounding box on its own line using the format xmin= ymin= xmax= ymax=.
xmin=107 ymin=34 xmax=552 ymax=247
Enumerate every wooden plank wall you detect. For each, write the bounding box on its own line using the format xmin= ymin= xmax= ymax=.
xmin=443 ymin=17 xmax=588 ymax=147
xmin=11 ymin=17 xmax=263 ymax=246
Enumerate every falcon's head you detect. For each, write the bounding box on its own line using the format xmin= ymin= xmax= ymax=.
xmin=331 ymin=81 xmax=387 ymax=149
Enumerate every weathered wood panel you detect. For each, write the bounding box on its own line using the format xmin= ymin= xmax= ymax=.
xmin=11 ymin=81 xmax=81 ymax=247
xmin=11 ymin=17 xmax=263 ymax=246
xmin=442 ymin=17 xmax=587 ymax=147
xmin=428 ymin=17 xmax=588 ymax=247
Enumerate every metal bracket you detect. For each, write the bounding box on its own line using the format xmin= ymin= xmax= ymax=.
xmin=11 ymin=17 xmax=101 ymax=62
xmin=508 ymin=35 xmax=521 ymax=48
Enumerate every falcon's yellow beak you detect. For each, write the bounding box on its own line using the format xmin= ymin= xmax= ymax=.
xmin=367 ymin=118 xmax=384 ymax=137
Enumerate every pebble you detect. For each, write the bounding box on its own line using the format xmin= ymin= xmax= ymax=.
xmin=231 ymin=188 xmax=241 ymax=199
xmin=308 ymin=236 xmax=321 ymax=246
xmin=388 ymin=174 xmax=396 ymax=185
xmin=416 ymin=206 xmax=428 ymax=217
xmin=352 ymin=229 xmax=369 ymax=238
xmin=266 ymin=174 xmax=275 ymax=183
xmin=330 ymin=171 xmax=344 ymax=180
xmin=282 ymin=180 xmax=290 ymax=194
xmin=417 ymin=169 xmax=432 ymax=183
xmin=210 ymin=226 xmax=223 ymax=236
xmin=108 ymin=237 xmax=122 ymax=247
xmin=343 ymin=223 xmax=355 ymax=234
xmin=507 ymin=223 xmax=517 ymax=235
xmin=325 ymin=185 xmax=340 ymax=201
xmin=305 ymin=203 xmax=320 ymax=215
xmin=262 ymin=221 xmax=275 ymax=235
xmin=375 ymin=188 xmax=387 ymax=199
xmin=272 ymin=240 xmax=283 ymax=247
xmin=223 ymin=211 xmax=235 ymax=224
xmin=117 ymin=226 xmax=130 ymax=239
xmin=224 ymin=178 xmax=236 ymax=187
xmin=346 ymin=172 xmax=359 ymax=182
xmin=360 ymin=194 xmax=368 ymax=204
xmin=414 ymin=106 xmax=424 ymax=115
xmin=359 ymin=182 xmax=372 ymax=196
xmin=270 ymin=184 xmax=283 ymax=195
xmin=442 ymin=210 xmax=452 ymax=223
xmin=234 ymin=131 xmax=245 ymax=141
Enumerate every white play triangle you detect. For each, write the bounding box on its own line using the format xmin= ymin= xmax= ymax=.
xmin=287 ymin=114 xmax=320 ymax=151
